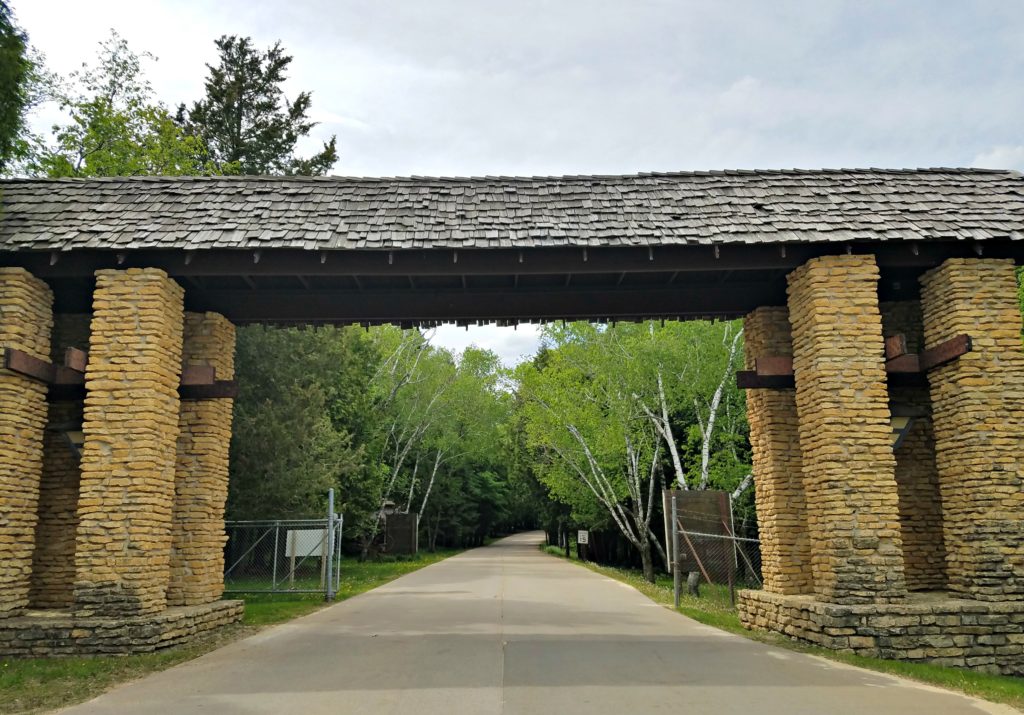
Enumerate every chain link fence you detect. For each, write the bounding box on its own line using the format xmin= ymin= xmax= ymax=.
xmin=224 ymin=513 xmax=343 ymax=598
xmin=666 ymin=490 xmax=762 ymax=609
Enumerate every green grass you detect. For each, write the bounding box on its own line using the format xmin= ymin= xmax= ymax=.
xmin=0 ymin=549 xmax=463 ymax=715
xmin=541 ymin=544 xmax=1024 ymax=713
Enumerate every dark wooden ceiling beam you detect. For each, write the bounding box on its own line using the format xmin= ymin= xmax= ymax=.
xmin=7 ymin=240 xmax=1021 ymax=280
xmin=185 ymin=282 xmax=784 ymax=324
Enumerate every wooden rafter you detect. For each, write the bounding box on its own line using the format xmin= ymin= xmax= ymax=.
xmin=736 ymin=333 xmax=973 ymax=389
xmin=3 ymin=347 xmax=235 ymax=399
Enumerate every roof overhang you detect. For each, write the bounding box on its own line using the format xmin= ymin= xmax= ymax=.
xmin=1 ymin=239 xmax=1020 ymax=325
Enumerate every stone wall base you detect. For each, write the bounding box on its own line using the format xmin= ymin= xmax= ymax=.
xmin=738 ymin=589 xmax=1024 ymax=675
xmin=0 ymin=600 xmax=243 ymax=657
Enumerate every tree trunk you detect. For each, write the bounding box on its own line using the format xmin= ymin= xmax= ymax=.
xmin=686 ymin=570 xmax=701 ymax=596
xmin=639 ymin=535 xmax=655 ymax=583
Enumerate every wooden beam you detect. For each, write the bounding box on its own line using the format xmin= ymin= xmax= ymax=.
xmin=885 ymin=354 xmax=920 ymax=373
xmin=736 ymin=371 xmax=794 ymax=389
xmin=54 ymin=347 xmax=88 ymax=385
xmin=754 ymin=356 xmax=793 ymax=376
xmin=181 ymin=365 xmax=216 ymax=386
xmin=739 ymin=368 xmax=929 ymax=390
xmin=920 ymin=334 xmax=972 ymax=371
xmin=13 ymin=240 xmax=1019 ymax=280
xmin=179 ymin=380 xmax=237 ymax=400
xmin=185 ymin=282 xmax=785 ymax=324
xmin=884 ymin=334 xmax=908 ymax=359
xmin=53 ymin=366 xmax=84 ymax=385
xmin=4 ymin=347 xmax=55 ymax=382
xmin=63 ymin=347 xmax=88 ymax=372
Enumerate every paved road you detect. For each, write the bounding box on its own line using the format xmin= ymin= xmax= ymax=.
xmin=60 ymin=532 xmax=1014 ymax=715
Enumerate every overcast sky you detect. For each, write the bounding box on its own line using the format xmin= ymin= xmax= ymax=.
xmin=13 ymin=0 xmax=1024 ymax=364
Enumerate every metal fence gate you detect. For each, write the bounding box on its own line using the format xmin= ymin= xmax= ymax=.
xmin=224 ymin=490 xmax=343 ymax=599
xmin=666 ymin=489 xmax=762 ymax=608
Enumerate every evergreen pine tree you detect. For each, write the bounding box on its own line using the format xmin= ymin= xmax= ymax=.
xmin=0 ymin=1 xmax=32 ymax=172
xmin=178 ymin=36 xmax=338 ymax=176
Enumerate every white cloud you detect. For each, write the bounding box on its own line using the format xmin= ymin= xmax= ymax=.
xmin=429 ymin=324 xmax=543 ymax=367
xmin=971 ymin=145 xmax=1024 ymax=171
xmin=13 ymin=0 xmax=1024 ymax=177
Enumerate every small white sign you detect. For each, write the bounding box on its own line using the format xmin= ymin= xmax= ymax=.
xmin=577 ymin=530 xmax=589 ymax=545
xmin=287 ymin=529 xmax=327 ymax=557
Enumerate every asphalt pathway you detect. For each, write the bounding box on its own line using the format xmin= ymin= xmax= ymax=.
xmin=59 ymin=532 xmax=1014 ymax=714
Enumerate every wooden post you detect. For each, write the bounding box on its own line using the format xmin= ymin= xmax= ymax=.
xmin=672 ymin=495 xmax=681 ymax=608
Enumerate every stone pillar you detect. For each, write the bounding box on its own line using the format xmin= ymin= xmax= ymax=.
xmin=0 ymin=268 xmax=52 ymax=618
xmin=879 ymin=301 xmax=946 ymax=591
xmin=74 ymin=269 xmax=184 ymax=617
xmin=920 ymin=258 xmax=1024 ymax=601
xmin=167 ymin=312 xmax=236 ymax=607
xmin=29 ymin=314 xmax=91 ymax=609
xmin=743 ymin=307 xmax=812 ymax=595
xmin=787 ymin=254 xmax=906 ymax=604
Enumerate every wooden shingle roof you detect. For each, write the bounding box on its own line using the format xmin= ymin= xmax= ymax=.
xmin=1 ymin=168 xmax=1022 ymax=253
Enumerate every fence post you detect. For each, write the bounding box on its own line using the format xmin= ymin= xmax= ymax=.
xmin=289 ymin=530 xmax=297 ymax=587
xmin=325 ymin=488 xmax=336 ymax=602
xmin=672 ymin=495 xmax=681 ymax=609
xmin=271 ymin=521 xmax=279 ymax=588
xmin=335 ymin=514 xmax=343 ymax=594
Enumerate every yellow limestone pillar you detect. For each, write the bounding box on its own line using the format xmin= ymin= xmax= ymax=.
xmin=787 ymin=254 xmax=906 ymax=604
xmin=743 ymin=306 xmax=812 ymax=595
xmin=0 ymin=268 xmax=52 ymax=618
xmin=167 ymin=312 xmax=236 ymax=607
xmin=920 ymin=258 xmax=1024 ymax=601
xmin=74 ymin=269 xmax=184 ymax=617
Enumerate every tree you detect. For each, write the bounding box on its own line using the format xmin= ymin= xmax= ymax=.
xmin=178 ymin=35 xmax=338 ymax=175
xmin=514 ymin=320 xmax=754 ymax=581
xmin=0 ymin=1 xmax=47 ymax=173
xmin=519 ymin=323 xmax=668 ymax=582
xmin=32 ymin=32 xmax=219 ymax=177
xmin=227 ymin=325 xmax=379 ymax=521
xmin=618 ymin=321 xmax=750 ymax=493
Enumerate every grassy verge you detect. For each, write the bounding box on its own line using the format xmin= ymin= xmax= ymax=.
xmin=0 ymin=549 xmax=462 ymax=715
xmin=541 ymin=545 xmax=1024 ymax=712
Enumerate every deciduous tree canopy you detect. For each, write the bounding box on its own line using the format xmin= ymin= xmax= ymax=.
xmin=30 ymin=33 xmax=219 ymax=177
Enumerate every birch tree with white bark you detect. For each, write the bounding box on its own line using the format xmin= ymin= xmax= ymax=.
xmin=519 ymin=323 xmax=669 ymax=582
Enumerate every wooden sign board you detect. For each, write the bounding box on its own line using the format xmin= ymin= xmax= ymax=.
xmin=663 ymin=489 xmax=734 ymax=580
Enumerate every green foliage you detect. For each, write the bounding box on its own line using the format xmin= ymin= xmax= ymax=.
xmin=0 ymin=1 xmax=31 ymax=172
xmin=227 ymin=324 xmax=539 ymax=554
xmin=227 ymin=325 xmax=378 ymax=520
xmin=31 ymin=32 xmax=221 ymax=178
xmin=515 ymin=320 xmax=753 ymax=576
xmin=366 ymin=333 xmax=521 ymax=551
xmin=178 ymin=35 xmax=338 ymax=175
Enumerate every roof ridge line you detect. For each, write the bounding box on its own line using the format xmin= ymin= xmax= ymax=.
xmin=0 ymin=167 xmax=1015 ymax=184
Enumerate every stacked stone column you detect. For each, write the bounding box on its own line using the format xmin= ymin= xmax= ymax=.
xmin=0 ymin=268 xmax=52 ymax=618
xmin=74 ymin=269 xmax=184 ymax=617
xmin=920 ymin=258 xmax=1024 ymax=601
xmin=743 ymin=307 xmax=812 ymax=595
xmin=786 ymin=254 xmax=906 ymax=604
xmin=167 ymin=312 xmax=236 ymax=607
xmin=879 ymin=301 xmax=946 ymax=591
xmin=29 ymin=314 xmax=91 ymax=609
